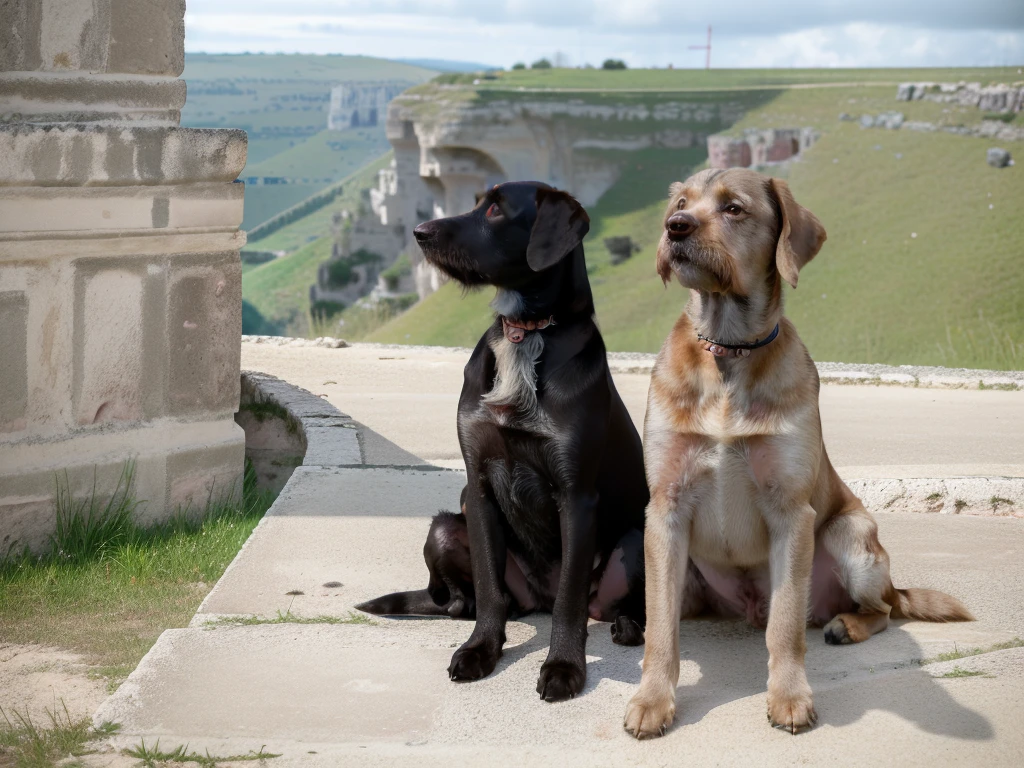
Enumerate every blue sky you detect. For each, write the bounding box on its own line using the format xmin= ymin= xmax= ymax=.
xmin=184 ymin=1 xmax=1024 ymax=69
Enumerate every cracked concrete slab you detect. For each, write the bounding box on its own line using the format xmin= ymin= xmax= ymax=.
xmin=97 ymin=478 xmax=1024 ymax=765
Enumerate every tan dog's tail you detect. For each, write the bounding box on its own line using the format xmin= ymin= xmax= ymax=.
xmin=889 ymin=586 xmax=974 ymax=622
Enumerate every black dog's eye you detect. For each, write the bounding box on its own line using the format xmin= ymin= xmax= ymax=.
xmin=485 ymin=203 xmax=502 ymax=218
xmin=724 ymin=203 xmax=743 ymax=215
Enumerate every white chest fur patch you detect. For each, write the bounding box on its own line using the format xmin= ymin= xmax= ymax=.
xmin=482 ymin=332 xmax=544 ymax=419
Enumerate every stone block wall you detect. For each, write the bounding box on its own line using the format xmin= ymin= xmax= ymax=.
xmin=707 ymin=128 xmax=818 ymax=170
xmin=0 ymin=1 xmax=248 ymax=553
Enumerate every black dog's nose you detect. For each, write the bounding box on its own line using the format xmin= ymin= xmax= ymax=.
xmin=666 ymin=211 xmax=698 ymax=240
xmin=413 ymin=222 xmax=435 ymax=243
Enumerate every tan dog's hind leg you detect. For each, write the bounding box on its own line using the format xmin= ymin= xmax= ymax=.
xmin=823 ymin=610 xmax=890 ymax=644
xmin=818 ymin=501 xmax=971 ymax=644
xmin=624 ymin=491 xmax=690 ymax=739
xmin=818 ymin=503 xmax=896 ymax=646
xmin=764 ymin=505 xmax=818 ymax=733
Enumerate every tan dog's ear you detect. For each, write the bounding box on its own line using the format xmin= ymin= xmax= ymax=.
xmin=769 ymin=178 xmax=826 ymax=288
xmin=527 ymin=188 xmax=590 ymax=272
xmin=668 ymin=181 xmax=684 ymax=198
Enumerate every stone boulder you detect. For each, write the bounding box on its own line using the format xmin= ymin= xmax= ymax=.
xmin=876 ymin=111 xmax=905 ymax=130
xmin=859 ymin=114 xmax=875 ymax=128
xmin=987 ymin=148 xmax=1012 ymax=168
xmin=605 ymin=236 xmax=641 ymax=265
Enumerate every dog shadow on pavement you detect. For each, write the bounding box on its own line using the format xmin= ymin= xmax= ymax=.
xmin=577 ymin=616 xmax=993 ymax=740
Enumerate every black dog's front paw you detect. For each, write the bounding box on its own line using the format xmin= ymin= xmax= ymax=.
xmin=536 ymin=659 xmax=586 ymax=702
xmin=611 ymin=615 xmax=645 ymax=646
xmin=448 ymin=641 xmax=501 ymax=682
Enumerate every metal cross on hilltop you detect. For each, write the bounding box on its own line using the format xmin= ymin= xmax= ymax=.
xmin=690 ymin=25 xmax=712 ymax=69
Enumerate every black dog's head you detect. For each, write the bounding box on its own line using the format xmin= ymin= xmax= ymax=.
xmin=412 ymin=181 xmax=590 ymax=291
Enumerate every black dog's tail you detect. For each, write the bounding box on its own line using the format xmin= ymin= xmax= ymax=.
xmin=355 ymin=589 xmax=451 ymax=617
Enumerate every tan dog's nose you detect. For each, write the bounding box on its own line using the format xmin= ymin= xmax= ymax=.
xmin=666 ymin=211 xmax=698 ymax=240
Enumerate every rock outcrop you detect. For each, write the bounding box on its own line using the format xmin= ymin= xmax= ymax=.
xmin=896 ymin=82 xmax=1024 ymax=113
xmin=327 ymin=82 xmax=413 ymax=130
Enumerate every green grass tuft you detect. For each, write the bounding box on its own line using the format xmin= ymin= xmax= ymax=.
xmin=125 ymin=737 xmax=280 ymax=766
xmin=0 ymin=702 xmax=119 ymax=768
xmin=50 ymin=461 xmax=142 ymax=564
xmin=924 ymin=637 xmax=1024 ymax=664
xmin=204 ymin=609 xmax=376 ymax=628
xmin=938 ymin=666 xmax=990 ymax=679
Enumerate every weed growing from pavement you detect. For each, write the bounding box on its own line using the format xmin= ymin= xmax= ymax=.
xmin=938 ymin=667 xmax=991 ymax=679
xmin=203 ymin=609 xmax=376 ymax=628
xmin=0 ymin=701 xmax=119 ymax=767
xmin=990 ymin=496 xmax=1014 ymax=512
xmin=124 ymin=738 xmax=280 ymax=766
xmin=922 ymin=637 xmax=1024 ymax=665
xmin=0 ymin=462 xmax=275 ymax=691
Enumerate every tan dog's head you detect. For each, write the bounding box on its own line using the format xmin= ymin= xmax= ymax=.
xmin=655 ymin=168 xmax=826 ymax=295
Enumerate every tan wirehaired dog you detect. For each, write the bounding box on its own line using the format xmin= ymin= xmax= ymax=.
xmin=623 ymin=168 xmax=973 ymax=739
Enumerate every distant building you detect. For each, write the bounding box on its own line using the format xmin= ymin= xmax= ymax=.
xmin=327 ymin=82 xmax=413 ymax=130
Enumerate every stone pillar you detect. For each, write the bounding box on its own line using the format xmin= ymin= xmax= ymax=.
xmin=0 ymin=1 xmax=247 ymax=552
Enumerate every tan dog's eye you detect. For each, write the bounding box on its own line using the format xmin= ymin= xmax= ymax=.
xmin=677 ymin=198 xmax=686 ymax=209
xmin=724 ymin=204 xmax=744 ymax=216
xmin=486 ymin=203 xmax=501 ymax=218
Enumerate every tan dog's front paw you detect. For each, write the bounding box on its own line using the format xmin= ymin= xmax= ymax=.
xmin=624 ymin=691 xmax=676 ymax=739
xmin=766 ymin=686 xmax=817 ymax=734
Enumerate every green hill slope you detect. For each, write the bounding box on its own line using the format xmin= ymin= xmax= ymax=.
xmin=244 ymin=152 xmax=393 ymax=253
xmin=370 ymin=76 xmax=1023 ymax=370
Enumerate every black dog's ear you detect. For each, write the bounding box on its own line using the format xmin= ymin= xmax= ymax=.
xmin=526 ymin=188 xmax=590 ymax=272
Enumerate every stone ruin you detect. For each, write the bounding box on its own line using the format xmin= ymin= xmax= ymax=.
xmin=0 ymin=1 xmax=247 ymax=552
xmin=707 ymin=128 xmax=818 ymax=170
xmin=327 ymin=82 xmax=413 ymax=130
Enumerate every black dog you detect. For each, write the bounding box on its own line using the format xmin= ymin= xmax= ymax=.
xmin=357 ymin=182 xmax=649 ymax=702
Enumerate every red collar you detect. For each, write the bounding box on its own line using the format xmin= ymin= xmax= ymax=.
xmin=501 ymin=315 xmax=554 ymax=344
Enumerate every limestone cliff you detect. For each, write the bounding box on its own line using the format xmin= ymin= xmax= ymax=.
xmin=359 ymin=85 xmax=773 ymax=298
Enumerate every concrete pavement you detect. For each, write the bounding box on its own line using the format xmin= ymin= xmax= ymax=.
xmin=93 ymin=347 xmax=1024 ymax=766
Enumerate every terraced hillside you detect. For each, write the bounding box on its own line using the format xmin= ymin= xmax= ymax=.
xmin=370 ymin=69 xmax=1023 ymax=370
xmin=181 ymin=54 xmax=435 ymax=230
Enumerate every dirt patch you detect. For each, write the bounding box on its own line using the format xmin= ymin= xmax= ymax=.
xmin=0 ymin=643 xmax=108 ymax=723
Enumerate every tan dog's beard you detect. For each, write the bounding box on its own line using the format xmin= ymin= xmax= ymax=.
xmin=656 ymin=237 xmax=732 ymax=292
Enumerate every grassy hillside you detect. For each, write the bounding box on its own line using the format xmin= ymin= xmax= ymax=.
xmin=242 ymin=236 xmax=331 ymax=336
xmin=371 ymin=76 xmax=1023 ymax=369
xmin=448 ymin=67 xmax=1022 ymax=91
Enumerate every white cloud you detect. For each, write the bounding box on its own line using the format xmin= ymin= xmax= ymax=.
xmin=183 ymin=1 xmax=1024 ymax=68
